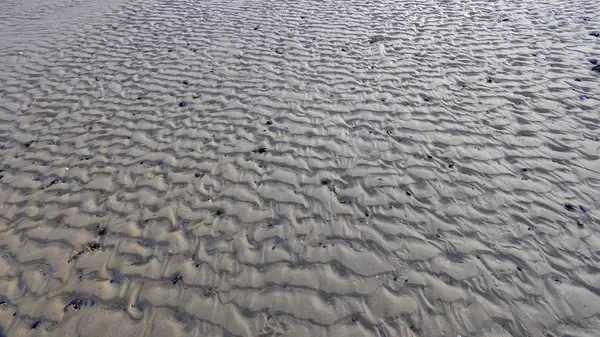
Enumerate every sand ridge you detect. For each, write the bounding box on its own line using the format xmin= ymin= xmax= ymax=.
xmin=1 ymin=0 xmax=599 ymax=336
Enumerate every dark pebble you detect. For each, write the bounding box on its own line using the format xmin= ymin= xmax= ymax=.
xmin=574 ymin=78 xmax=582 ymax=82
xmin=31 ymin=321 xmax=41 ymax=329
xmin=593 ymin=65 xmax=600 ymax=73
xmin=590 ymin=32 xmax=600 ymax=37
xmin=564 ymin=203 xmax=576 ymax=211
xmin=265 ymin=120 xmax=272 ymax=125
xmin=321 ymin=179 xmax=330 ymax=185
xmin=448 ymin=163 xmax=454 ymax=168
xmin=426 ymin=155 xmax=433 ymax=159
xmin=195 ymin=172 xmax=202 ymax=178
xmin=172 ymin=274 xmax=182 ymax=285
xmin=87 ymin=242 xmax=100 ymax=251
xmin=527 ymin=226 xmax=534 ymax=231
xmin=522 ymin=168 xmax=528 ymax=172
xmin=487 ymin=78 xmax=493 ymax=83
xmin=406 ymin=191 xmax=412 ymax=196
xmin=517 ymin=266 xmax=523 ymax=271
xmin=253 ymin=147 xmax=267 ymax=154
xmin=590 ymin=59 xmax=598 ymax=65
xmin=215 ymin=210 xmax=223 ymax=216
xmin=365 ymin=212 xmax=369 ymax=217
xmin=179 ymin=101 xmax=188 ymax=107
xmin=98 ymin=228 xmax=107 ymax=236
xmin=182 ymin=80 xmax=189 ymax=85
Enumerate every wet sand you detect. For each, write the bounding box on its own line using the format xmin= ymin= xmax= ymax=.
xmin=1 ymin=0 xmax=600 ymax=336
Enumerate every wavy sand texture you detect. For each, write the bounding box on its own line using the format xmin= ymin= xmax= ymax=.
xmin=1 ymin=0 xmax=600 ymax=336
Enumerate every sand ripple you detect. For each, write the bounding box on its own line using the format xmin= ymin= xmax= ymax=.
xmin=1 ymin=0 xmax=600 ymax=336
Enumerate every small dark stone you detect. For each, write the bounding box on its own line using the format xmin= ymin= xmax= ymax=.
xmin=590 ymin=32 xmax=600 ymax=37
xmin=365 ymin=212 xmax=369 ymax=217
xmin=168 ymin=49 xmax=173 ymax=52
xmin=341 ymin=48 xmax=347 ymax=52
xmin=275 ymin=48 xmax=283 ymax=54
xmin=527 ymin=226 xmax=534 ymax=231
xmin=405 ymin=279 xmax=409 ymax=283
xmin=215 ymin=210 xmax=223 ymax=216
xmin=522 ymin=168 xmax=528 ymax=172
xmin=179 ymin=101 xmax=188 ymax=107
xmin=590 ymin=59 xmax=598 ymax=65
xmin=574 ymin=78 xmax=582 ymax=82
xmin=98 ymin=228 xmax=107 ymax=236
xmin=564 ymin=203 xmax=576 ymax=211
xmin=406 ymin=191 xmax=412 ymax=196
xmin=31 ymin=321 xmax=41 ymax=329
xmin=517 ymin=266 xmax=523 ymax=271
xmin=448 ymin=163 xmax=454 ymax=168
xmin=24 ymin=141 xmax=34 ymax=148
xmin=195 ymin=172 xmax=202 ymax=178
xmin=182 ymin=80 xmax=189 ymax=85
xmin=393 ymin=275 xmax=398 ymax=281
xmin=87 ymin=242 xmax=100 ymax=251
xmin=426 ymin=155 xmax=433 ymax=159
xmin=592 ymin=65 xmax=600 ymax=73
xmin=265 ymin=120 xmax=272 ymax=125
xmin=172 ymin=274 xmax=182 ymax=285
xmin=435 ymin=233 xmax=441 ymax=238
xmin=321 ymin=179 xmax=330 ymax=185
xmin=253 ymin=147 xmax=267 ymax=154
xmin=487 ymin=78 xmax=493 ymax=83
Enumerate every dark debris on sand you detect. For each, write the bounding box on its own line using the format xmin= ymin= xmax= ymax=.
xmin=64 ymin=298 xmax=94 ymax=312
xmin=172 ymin=274 xmax=183 ymax=285
xmin=368 ymin=35 xmax=386 ymax=44
xmin=68 ymin=242 xmax=101 ymax=263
